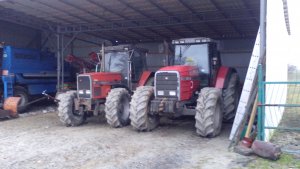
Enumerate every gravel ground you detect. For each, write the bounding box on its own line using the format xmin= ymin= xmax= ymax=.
xmin=0 ymin=106 xmax=254 ymax=169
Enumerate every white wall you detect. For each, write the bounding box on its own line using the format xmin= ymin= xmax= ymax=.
xmin=264 ymin=0 xmax=291 ymax=141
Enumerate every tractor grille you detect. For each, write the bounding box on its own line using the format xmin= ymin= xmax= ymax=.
xmin=77 ymin=75 xmax=92 ymax=98
xmin=155 ymin=72 xmax=179 ymax=99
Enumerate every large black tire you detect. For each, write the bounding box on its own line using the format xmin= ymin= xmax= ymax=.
xmin=222 ymin=73 xmax=240 ymax=121
xmin=129 ymin=86 xmax=159 ymax=131
xmin=105 ymin=88 xmax=131 ymax=128
xmin=14 ymin=87 xmax=29 ymax=113
xmin=57 ymin=90 xmax=85 ymax=126
xmin=195 ymin=87 xmax=223 ymax=137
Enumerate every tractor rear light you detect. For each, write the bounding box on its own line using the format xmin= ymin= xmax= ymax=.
xmin=2 ymin=70 xmax=8 ymax=75
xmin=157 ymin=90 xmax=164 ymax=96
xmin=85 ymin=90 xmax=91 ymax=94
xmin=169 ymin=91 xmax=176 ymax=96
xmin=78 ymin=90 xmax=84 ymax=94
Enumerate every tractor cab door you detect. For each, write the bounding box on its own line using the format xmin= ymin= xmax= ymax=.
xmin=131 ymin=50 xmax=147 ymax=84
xmin=208 ymin=43 xmax=221 ymax=86
xmin=174 ymin=43 xmax=210 ymax=88
xmin=174 ymin=42 xmax=220 ymax=87
xmin=104 ymin=51 xmax=129 ymax=84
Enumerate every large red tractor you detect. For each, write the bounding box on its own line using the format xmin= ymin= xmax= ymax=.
xmin=57 ymin=45 xmax=154 ymax=127
xmin=129 ymin=38 xmax=240 ymax=137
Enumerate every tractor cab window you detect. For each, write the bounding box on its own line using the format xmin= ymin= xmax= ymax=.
xmin=174 ymin=44 xmax=210 ymax=74
xmin=131 ymin=51 xmax=144 ymax=82
xmin=104 ymin=51 xmax=129 ymax=79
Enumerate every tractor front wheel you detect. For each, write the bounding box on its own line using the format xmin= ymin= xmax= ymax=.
xmin=195 ymin=87 xmax=223 ymax=137
xmin=130 ymin=86 xmax=159 ymax=131
xmin=105 ymin=88 xmax=131 ymax=128
xmin=57 ymin=91 xmax=85 ymax=126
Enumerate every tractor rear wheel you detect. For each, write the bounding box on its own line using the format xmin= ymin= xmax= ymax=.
xmin=105 ymin=88 xmax=131 ymax=128
xmin=222 ymin=73 xmax=240 ymax=121
xmin=14 ymin=86 xmax=29 ymax=113
xmin=195 ymin=87 xmax=223 ymax=137
xmin=57 ymin=91 xmax=85 ymax=126
xmin=130 ymin=86 xmax=159 ymax=131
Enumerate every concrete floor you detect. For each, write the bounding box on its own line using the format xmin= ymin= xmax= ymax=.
xmin=0 ymin=110 xmax=252 ymax=169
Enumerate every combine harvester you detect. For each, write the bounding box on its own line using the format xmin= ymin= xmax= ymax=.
xmin=0 ymin=44 xmax=70 ymax=118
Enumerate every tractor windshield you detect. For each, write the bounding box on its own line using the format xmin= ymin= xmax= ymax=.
xmin=104 ymin=51 xmax=129 ymax=76
xmin=174 ymin=44 xmax=210 ymax=74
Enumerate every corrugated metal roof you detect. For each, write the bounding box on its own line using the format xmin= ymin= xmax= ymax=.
xmin=0 ymin=0 xmax=260 ymax=43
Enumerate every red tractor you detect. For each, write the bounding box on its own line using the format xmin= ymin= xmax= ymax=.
xmin=57 ymin=45 xmax=154 ymax=127
xmin=129 ymin=38 xmax=240 ymax=137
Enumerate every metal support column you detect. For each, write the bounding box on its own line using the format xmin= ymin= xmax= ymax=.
xmin=257 ymin=64 xmax=264 ymax=140
xmin=258 ymin=0 xmax=266 ymax=141
xmin=61 ymin=34 xmax=64 ymax=89
xmin=56 ymin=27 xmax=61 ymax=91
xmin=260 ymin=0 xmax=266 ymax=62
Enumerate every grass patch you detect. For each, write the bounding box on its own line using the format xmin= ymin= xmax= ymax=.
xmin=247 ymin=153 xmax=300 ymax=169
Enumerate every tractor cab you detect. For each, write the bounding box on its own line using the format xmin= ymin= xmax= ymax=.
xmin=77 ymin=45 xmax=148 ymax=100
xmin=102 ymin=45 xmax=148 ymax=88
xmin=172 ymin=37 xmax=221 ymax=87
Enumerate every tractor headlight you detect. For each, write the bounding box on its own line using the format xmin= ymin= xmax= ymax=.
xmin=169 ymin=91 xmax=176 ymax=96
xmin=157 ymin=90 xmax=164 ymax=96
xmin=85 ymin=90 xmax=91 ymax=94
xmin=78 ymin=90 xmax=84 ymax=94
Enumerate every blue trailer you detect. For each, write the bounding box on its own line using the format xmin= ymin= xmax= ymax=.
xmin=0 ymin=45 xmax=64 ymax=112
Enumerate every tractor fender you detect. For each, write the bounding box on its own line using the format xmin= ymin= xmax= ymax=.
xmin=215 ymin=66 xmax=237 ymax=89
xmin=111 ymin=84 xmax=132 ymax=94
xmin=138 ymin=71 xmax=154 ymax=87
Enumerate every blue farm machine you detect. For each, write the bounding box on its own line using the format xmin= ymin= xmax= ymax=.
xmin=0 ymin=44 xmax=65 ymax=117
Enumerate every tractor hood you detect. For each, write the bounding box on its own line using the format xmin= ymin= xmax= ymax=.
xmin=155 ymin=65 xmax=201 ymax=101
xmin=77 ymin=72 xmax=122 ymax=99
xmin=80 ymin=72 xmax=122 ymax=83
xmin=158 ymin=65 xmax=199 ymax=77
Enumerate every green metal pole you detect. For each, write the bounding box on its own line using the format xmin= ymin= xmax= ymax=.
xmin=257 ymin=64 xmax=263 ymax=140
xmin=262 ymin=68 xmax=266 ymax=141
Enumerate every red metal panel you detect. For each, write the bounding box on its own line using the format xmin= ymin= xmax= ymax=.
xmin=215 ymin=66 xmax=229 ymax=89
xmin=138 ymin=71 xmax=152 ymax=86
xmin=159 ymin=65 xmax=200 ymax=101
xmin=98 ymin=85 xmax=112 ymax=98
xmin=81 ymin=72 xmax=122 ymax=99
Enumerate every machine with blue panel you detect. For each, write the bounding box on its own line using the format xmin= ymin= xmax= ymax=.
xmin=0 ymin=45 xmax=66 ymax=112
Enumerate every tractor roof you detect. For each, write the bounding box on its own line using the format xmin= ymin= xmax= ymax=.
xmin=102 ymin=45 xmax=148 ymax=53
